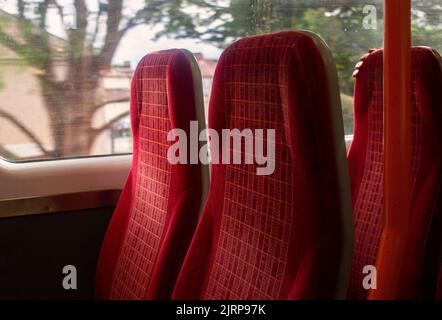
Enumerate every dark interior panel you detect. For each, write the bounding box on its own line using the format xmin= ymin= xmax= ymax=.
xmin=0 ymin=207 xmax=114 ymax=299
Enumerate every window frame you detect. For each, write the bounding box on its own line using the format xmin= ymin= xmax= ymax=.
xmin=0 ymin=154 xmax=131 ymax=202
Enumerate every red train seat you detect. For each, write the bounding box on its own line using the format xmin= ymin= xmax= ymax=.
xmin=95 ymin=49 xmax=208 ymax=299
xmin=172 ymin=31 xmax=353 ymax=300
xmin=347 ymin=47 xmax=442 ymax=299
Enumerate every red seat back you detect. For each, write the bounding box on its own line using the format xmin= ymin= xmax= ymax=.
xmin=172 ymin=31 xmax=353 ymax=300
xmin=95 ymin=49 xmax=206 ymax=299
xmin=348 ymin=48 xmax=442 ymax=299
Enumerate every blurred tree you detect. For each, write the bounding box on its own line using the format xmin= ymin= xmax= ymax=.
xmin=0 ymin=0 xmax=168 ymax=158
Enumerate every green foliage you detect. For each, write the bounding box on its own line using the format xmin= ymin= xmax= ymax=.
xmin=151 ymin=1 xmax=385 ymax=94
xmin=340 ymin=92 xmax=354 ymax=135
xmin=3 ymin=1 xmax=441 ymax=95
xmin=411 ymin=7 xmax=442 ymax=54
xmin=292 ymin=6 xmax=383 ymax=95
xmin=156 ymin=0 xmax=441 ymax=96
xmin=152 ymin=0 xmax=441 ymax=135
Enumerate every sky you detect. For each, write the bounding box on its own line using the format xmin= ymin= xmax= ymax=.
xmin=0 ymin=0 xmax=223 ymax=68
xmin=113 ymin=24 xmax=223 ymax=67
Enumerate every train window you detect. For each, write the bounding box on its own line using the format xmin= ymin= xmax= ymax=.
xmin=411 ymin=0 xmax=442 ymax=53
xmin=0 ymin=1 xmax=390 ymax=161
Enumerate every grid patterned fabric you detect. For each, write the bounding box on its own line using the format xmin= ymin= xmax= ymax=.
xmin=348 ymin=50 xmax=423 ymax=299
xmin=204 ymin=35 xmax=298 ymax=299
xmin=110 ymin=52 xmax=173 ymax=299
xmin=172 ymin=31 xmax=351 ymax=300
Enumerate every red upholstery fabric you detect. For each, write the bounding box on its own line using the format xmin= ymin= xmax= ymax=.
xmin=172 ymin=31 xmax=351 ymax=300
xmin=347 ymin=48 xmax=442 ymax=299
xmin=95 ymin=49 xmax=202 ymax=300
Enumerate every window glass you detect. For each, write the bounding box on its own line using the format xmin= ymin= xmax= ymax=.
xmin=0 ymin=0 xmax=388 ymax=161
xmin=411 ymin=0 xmax=442 ymax=54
